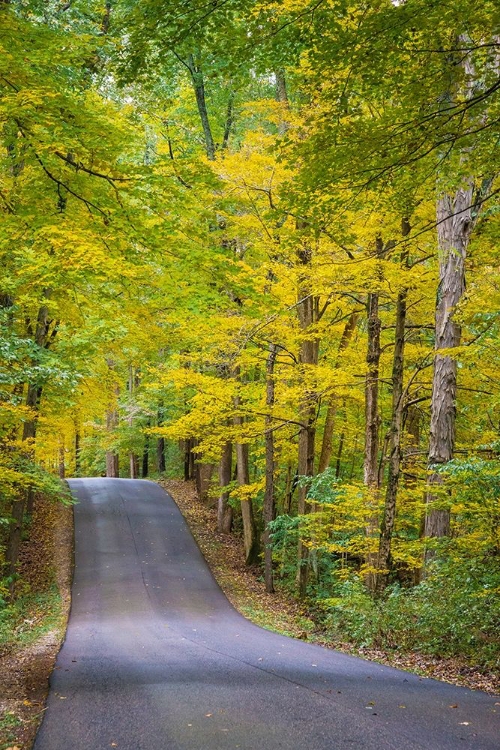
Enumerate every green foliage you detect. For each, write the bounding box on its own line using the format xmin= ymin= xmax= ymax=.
xmin=324 ymin=556 xmax=500 ymax=669
xmin=0 ymin=585 xmax=62 ymax=653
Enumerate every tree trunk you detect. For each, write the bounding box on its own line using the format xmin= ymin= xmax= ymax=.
xmin=364 ymin=238 xmax=383 ymax=590
xmin=128 ymin=364 xmax=139 ymax=479
xmin=377 ymin=220 xmax=410 ymax=591
xmin=106 ymin=449 xmax=119 ymax=478
xmin=317 ymin=312 xmax=359 ymax=473
xmin=142 ymin=431 xmax=149 ymax=478
xmin=233 ymin=385 xmax=260 ymax=565
xmin=335 ymin=427 xmax=345 ymax=478
xmin=129 ymin=453 xmax=139 ymax=479
xmin=424 ymin=184 xmax=473 ymax=554
xmin=195 ymin=460 xmax=215 ymax=502
xmin=157 ymin=436 xmax=166 ymax=474
xmin=284 ymin=462 xmax=293 ymax=514
xmin=58 ymin=440 xmax=65 ymax=479
xmin=235 ymin=439 xmax=260 ymax=565
xmin=264 ymin=344 xmax=278 ymax=593
xmin=295 ymin=229 xmax=319 ymax=597
xmin=222 ymin=91 xmax=235 ymax=150
xmin=275 ymin=69 xmax=289 ymax=104
xmin=75 ymin=429 xmax=81 ymax=476
xmin=105 ymin=359 xmax=119 ymax=478
xmin=186 ymin=53 xmax=216 ymax=160
xmin=217 ymin=441 xmax=233 ymax=534
xmin=184 ymin=437 xmax=195 ymax=480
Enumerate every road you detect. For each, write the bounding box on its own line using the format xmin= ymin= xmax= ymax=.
xmin=34 ymin=478 xmax=499 ymax=750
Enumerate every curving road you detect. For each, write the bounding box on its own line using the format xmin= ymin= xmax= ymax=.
xmin=34 ymin=479 xmax=499 ymax=750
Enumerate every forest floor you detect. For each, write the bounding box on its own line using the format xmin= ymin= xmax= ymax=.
xmin=0 ymin=497 xmax=72 ymax=750
xmin=159 ymin=478 xmax=500 ymax=695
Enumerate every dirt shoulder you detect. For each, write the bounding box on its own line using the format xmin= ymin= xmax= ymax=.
xmin=0 ymin=497 xmax=73 ymax=750
xmin=160 ymin=478 xmax=499 ymax=695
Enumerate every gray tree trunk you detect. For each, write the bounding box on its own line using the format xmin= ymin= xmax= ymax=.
xmin=295 ymin=231 xmax=319 ymax=597
xmin=263 ymin=345 xmax=278 ymax=593
xmin=185 ymin=53 xmax=216 ymax=161
xmin=318 ymin=312 xmax=359 ymax=473
xmin=105 ymin=359 xmax=119 ymax=478
xmin=377 ymin=219 xmax=411 ymax=590
xmin=424 ymin=184 xmax=473 ymax=550
xmin=217 ymin=441 xmax=233 ymax=534
xmin=364 ymin=238 xmax=384 ymax=591
xmin=235 ymin=439 xmax=260 ymax=565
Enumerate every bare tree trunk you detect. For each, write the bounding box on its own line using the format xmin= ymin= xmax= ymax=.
xmin=128 ymin=364 xmax=139 ymax=479
xmin=335 ymin=434 xmax=346 ymax=478
xmin=58 ymin=440 xmax=65 ymax=479
xmin=318 ymin=312 xmax=359 ymax=473
xmin=377 ymin=220 xmax=410 ymax=591
xmin=235 ymin=438 xmax=260 ymax=565
xmin=106 ymin=449 xmax=119 ymax=478
xmin=142 ymin=428 xmax=149 ymax=478
xmin=75 ymin=429 xmax=81 ymax=476
xmin=105 ymin=359 xmax=119 ymax=478
xmin=185 ymin=53 xmax=216 ymax=160
xmin=424 ymin=184 xmax=473 ymax=554
xmin=157 ymin=436 xmax=166 ymax=474
xmin=275 ymin=69 xmax=289 ymax=104
xmin=264 ymin=345 xmax=278 ymax=593
xmin=296 ymin=230 xmax=319 ymax=597
xmin=183 ymin=438 xmax=197 ymax=481
xmin=284 ymin=462 xmax=293 ymax=514
xmin=364 ymin=238 xmax=384 ymax=591
xmin=222 ymin=90 xmax=235 ymax=150
xmin=129 ymin=454 xmax=139 ymax=479
xmin=217 ymin=441 xmax=233 ymax=534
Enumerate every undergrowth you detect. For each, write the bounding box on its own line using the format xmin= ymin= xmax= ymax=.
xmin=0 ymin=585 xmax=63 ymax=656
xmin=307 ymin=555 xmax=500 ymax=671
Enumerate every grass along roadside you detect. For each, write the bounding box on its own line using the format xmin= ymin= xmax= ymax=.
xmin=0 ymin=495 xmax=72 ymax=750
xmin=159 ymin=478 xmax=500 ymax=695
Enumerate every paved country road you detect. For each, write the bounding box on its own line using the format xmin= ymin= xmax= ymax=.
xmin=34 ymin=479 xmax=499 ymax=750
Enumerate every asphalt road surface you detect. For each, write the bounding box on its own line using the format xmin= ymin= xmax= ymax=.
xmin=34 ymin=479 xmax=499 ymax=750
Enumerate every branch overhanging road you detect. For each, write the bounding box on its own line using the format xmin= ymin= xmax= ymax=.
xmin=34 ymin=479 xmax=499 ymax=750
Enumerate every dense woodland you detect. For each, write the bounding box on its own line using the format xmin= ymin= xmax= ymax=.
xmin=1 ymin=0 xmax=499 ymax=670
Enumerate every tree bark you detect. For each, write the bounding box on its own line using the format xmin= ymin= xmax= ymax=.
xmin=235 ymin=437 xmax=260 ymax=565
xmin=157 ymin=436 xmax=166 ymax=474
xmin=105 ymin=359 xmax=119 ymax=477
xmin=275 ymin=69 xmax=289 ymax=104
xmin=364 ymin=238 xmax=384 ymax=590
xmin=424 ymin=184 xmax=473 ymax=553
xmin=317 ymin=312 xmax=359 ymax=473
xmin=263 ymin=344 xmax=278 ymax=593
xmin=217 ymin=441 xmax=233 ymax=534
xmin=183 ymin=437 xmax=195 ymax=480
xmin=142 ymin=429 xmax=149 ymax=478
xmin=75 ymin=429 xmax=81 ymax=476
xmin=222 ymin=91 xmax=235 ymax=150
xmin=295 ymin=230 xmax=319 ymax=597
xmin=128 ymin=364 xmax=139 ymax=479
xmin=58 ymin=440 xmax=65 ymax=479
xmin=185 ymin=53 xmax=216 ymax=160
xmin=377 ymin=220 xmax=410 ymax=591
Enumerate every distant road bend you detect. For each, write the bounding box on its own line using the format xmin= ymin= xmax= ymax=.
xmin=34 ymin=479 xmax=499 ymax=750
